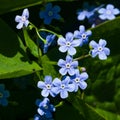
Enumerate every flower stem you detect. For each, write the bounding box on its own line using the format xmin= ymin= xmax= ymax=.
xmin=55 ymin=101 xmax=64 ymax=108
xmin=39 ymin=28 xmax=62 ymax=38
xmin=74 ymin=54 xmax=91 ymax=61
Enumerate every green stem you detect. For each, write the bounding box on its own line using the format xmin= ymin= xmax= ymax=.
xmin=74 ymin=54 xmax=91 ymax=61
xmin=39 ymin=28 xmax=62 ymax=38
xmin=29 ymin=22 xmax=46 ymax=44
xmin=55 ymin=101 xmax=64 ymax=108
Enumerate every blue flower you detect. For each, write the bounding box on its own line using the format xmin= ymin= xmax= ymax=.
xmin=52 ymin=76 xmax=75 ymax=99
xmin=36 ymin=98 xmax=55 ymax=119
xmin=77 ymin=2 xmax=96 ymax=21
xmin=15 ymin=8 xmax=29 ymax=29
xmin=0 ymin=84 xmax=10 ymax=106
xmin=71 ymin=69 xmax=88 ymax=92
xmin=58 ymin=32 xmax=80 ymax=55
xmin=39 ymin=3 xmax=61 ymax=25
xmin=37 ymin=76 xmax=55 ymax=97
xmin=58 ymin=55 xmax=78 ymax=76
xmin=89 ymin=39 xmax=110 ymax=60
xmin=98 ymin=4 xmax=120 ymax=20
xmin=74 ymin=25 xmax=92 ymax=46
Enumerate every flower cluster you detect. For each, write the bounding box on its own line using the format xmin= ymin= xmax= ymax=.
xmin=77 ymin=2 xmax=120 ymax=27
xmin=14 ymin=3 xmax=111 ymax=120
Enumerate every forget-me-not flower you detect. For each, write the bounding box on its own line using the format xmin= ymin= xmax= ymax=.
xmin=39 ymin=3 xmax=61 ymax=25
xmin=15 ymin=8 xmax=29 ymax=29
xmin=36 ymin=98 xmax=55 ymax=119
xmin=98 ymin=4 xmax=120 ymax=20
xmin=37 ymin=76 xmax=55 ymax=97
xmin=77 ymin=2 xmax=97 ymax=21
xmin=58 ymin=32 xmax=80 ymax=55
xmin=0 ymin=84 xmax=10 ymax=106
xmin=71 ymin=69 xmax=88 ymax=92
xmin=58 ymin=55 xmax=78 ymax=76
xmin=89 ymin=39 xmax=110 ymax=60
xmin=74 ymin=25 xmax=92 ymax=46
xmin=52 ymin=76 xmax=75 ymax=99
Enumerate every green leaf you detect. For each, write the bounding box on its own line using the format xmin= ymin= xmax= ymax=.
xmin=0 ymin=19 xmax=41 ymax=79
xmin=23 ymin=28 xmax=42 ymax=58
xmin=0 ymin=0 xmax=75 ymax=15
xmin=95 ymin=108 xmax=120 ymax=120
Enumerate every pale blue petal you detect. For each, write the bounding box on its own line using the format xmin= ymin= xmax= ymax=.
xmin=99 ymin=39 xmax=107 ymax=47
xmin=107 ymin=14 xmax=115 ymax=20
xmin=68 ymin=68 xmax=75 ymax=75
xmin=91 ymin=49 xmax=98 ymax=58
xmin=41 ymin=89 xmax=49 ymax=97
xmin=67 ymin=84 xmax=75 ymax=92
xmin=80 ymin=72 xmax=88 ymax=81
xmin=51 ymin=87 xmax=60 ymax=94
xmin=89 ymin=40 xmax=98 ymax=48
xmin=37 ymin=108 xmax=44 ymax=115
xmin=98 ymin=52 xmax=107 ymax=60
xmin=74 ymin=30 xmax=81 ymax=38
xmin=22 ymin=9 xmax=29 ymax=19
xmin=104 ymin=48 xmax=110 ymax=55
xmin=62 ymin=76 xmax=70 ymax=85
xmin=59 ymin=68 xmax=67 ymax=75
xmin=71 ymin=40 xmax=80 ymax=47
xmin=24 ymin=20 xmax=29 ymax=27
xmin=60 ymin=90 xmax=68 ymax=99
xmin=71 ymin=61 xmax=78 ymax=67
xmin=15 ymin=15 xmax=22 ymax=22
xmin=45 ymin=76 xmax=52 ymax=83
xmin=77 ymin=12 xmax=86 ymax=20
xmin=68 ymin=47 xmax=76 ymax=55
xmin=65 ymin=32 xmax=73 ymax=42
xmin=79 ymin=25 xmax=85 ymax=33
xmin=53 ymin=78 xmax=61 ymax=86
xmin=106 ymin=4 xmax=114 ymax=10
xmin=58 ymin=59 xmax=66 ymax=67
xmin=57 ymin=37 xmax=66 ymax=45
xmin=86 ymin=30 xmax=92 ymax=36
xmin=59 ymin=46 xmax=68 ymax=53
xmin=79 ymin=81 xmax=87 ymax=90
xmin=16 ymin=22 xmax=23 ymax=29
xmin=99 ymin=14 xmax=107 ymax=20
xmin=66 ymin=55 xmax=72 ymax=63
xmin=37 ymin=81 xmax=45 ymax=89
xmin=98 ymin=8 xmax=106 ymax=14
xmin=113 ymin=8 xmax=120 ymax=15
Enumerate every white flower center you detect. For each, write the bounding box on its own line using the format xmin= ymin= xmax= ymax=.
xmin=0 ymin=92 xmax=3 ymax=98
xmin=48 ymin=11 xmax=53 ymax=16
xmin=21 ymin=16 xmax=26 ymax=22
xmin=66 ymin=42 xmax=71 ymax=47
xmin=66 ymin=63 xmax=71 ymax=68
xmin=106 ymin=10 xmax=112 ymax=15
xmin=98 ymin=47 xmax=103 ymax=51
xmin=82 ymin=34 xmax=86 ymax=39
xmin=75 ymin=78 xmax=80 ymax=83
xmin=46 ymin=84 xmax=51 ymax=90
xmin=61 ymin=84 xmax=65 ymax=89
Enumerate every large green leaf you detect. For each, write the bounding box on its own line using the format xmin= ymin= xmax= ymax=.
xmin=0 ymin=19 xmax=41 ymax=79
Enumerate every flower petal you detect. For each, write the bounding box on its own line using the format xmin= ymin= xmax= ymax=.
xmin=59 ymin=68 xmax=67 ymax=75
xmin=60 ymin=90 xmax=68 ymax=99
xmin=99 ymin=39 xmax=107 ymax=47
xmin=15 ymin=15 xmax=22 ymax=22
xmin=44 ymin=76 xmax=52 ymax=83
xmin=98 ymin=52 xmax=107 ymax=60
xmin=16 ymin=22 xmax=23 ymax=29
xmin=89 ymin=40 xmax=98 ymax=48
xmin=59 ymin=46 xmax=68 ymax=53
xmin=98 ymin=8 xmax=106 ymax=14
xmin=37 ymin=81 xmax=45 ymax=89
xmin=41 ymin=89 xmax=49 ymax=97
xmin=68 ymin=47 xmax=76 ymax=55
xmin=22 ymin=8 xmax=29 ymax=19
xmin=79 ymin=81 xmax=87 ymax=90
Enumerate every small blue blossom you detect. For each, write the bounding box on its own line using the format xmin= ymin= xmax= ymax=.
xmin=52 ymin=76 xmax=75 ymax=99
xmin=74 ymin=25 xmax=92 ymax=46
xmin=77 ymin=2 xmax=96 ymax=21
xmin=58 ymin=32 xmax=80 ymax=55
xmin=71 ymin=69 xmax=88 ymax=92
xmin=37 ymin=76 xmax=55 ymax=97
xmin=98 ymin=4 xmax=120 ymax=20
xmin=39 ymin=3 xmax=61 ymax=25
xmin=36 ymin=98 xmax=55 ymax=119
xmin=89 ymin=39 xmax=110 ymax=60
xmin=15 ymin=8 xmax=29 ymax=29
xmin=0 ymin=84 xmax=10 ymax=106
xmin=58 ymin=55 xmax=78 ymax=76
